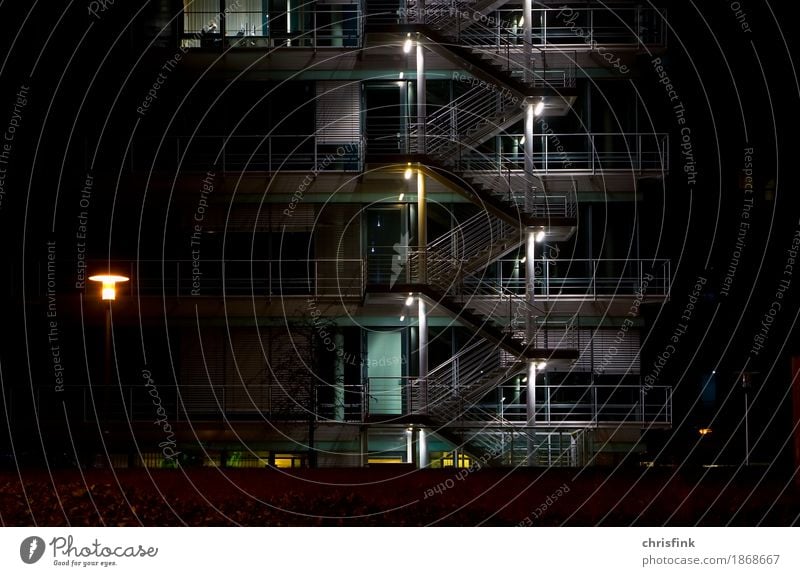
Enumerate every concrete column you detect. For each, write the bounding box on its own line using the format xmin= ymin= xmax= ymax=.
xmin=526 ymin=361 xmax=537 ymax=425
xmin=334 ymin=332 xmax=345 ymax=421
xmin=418 ymin=428 xmax=429 ymax=468
xmin=526 ymin=361 xmax=537 ymax=464
xmin=406 ymin=428 xmax=414 ymax=463
xmin=360 ymin=427 xmax=368 ymax=467
xmin=417 ymin=170 xmax=427 ymax=283
xmin=418 ymin=297 xmax=428 ymax=414
xmin=524 ymin=102 xmax=535 ymax=213
xmin=792 ymin=357 xmax=800 ymax=486
xmin=525 ymin=230 xmax=538 ymax=464
xmin=525 ymin=102 xmax=535 ymax=176
xmin=525 ymin=229 xmax=536 ymax=338
xmin=523 ymin=0 xmax=533 ymax=82
xmin=416 ymin=38 xmax=426 ymax=154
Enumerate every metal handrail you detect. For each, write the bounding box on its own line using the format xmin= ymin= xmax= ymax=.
xmin=494 ymin=6 xmax=667 ymax=49
xmin=181 ymin=3 xmax=364 ymax=50
xmin=457 ymin=132 xmax=670 ymax=174
xmin=149 ymin=134 xmax=363 ymax=173
xmin=79 ymin=258 xmax=366 ymax=299
xmin=484 ymin=258 xmax=672 ymax=300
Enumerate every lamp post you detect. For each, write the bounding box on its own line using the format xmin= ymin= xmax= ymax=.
xmin=742 ymin=371 xmax=752 ymax=466
xmin=88 ymin=274 xmax=129 ymax=464
xmin=88 ymin=274 xmax=129 ymax=386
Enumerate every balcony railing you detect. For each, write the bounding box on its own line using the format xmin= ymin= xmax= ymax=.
xmin=454 ymin=132 xmax=670 ymax=174
xmin=55 ymin=384 xmax=365 ymax=423
xmin=379 ymin=1 xmax=665 ymax=48
xmin=367 ymin=251 xmax=670 ymax=301
xmin=147 ymin=130 xmax=666 ymax=178
xmin=463 ymin=383 xmax=673 ymax=427
xmin=78 ymin=259 xmax=366 ymax=299
xmin=37 ymin=379 xmax=669 ymax=429
xmin=140 ymin=135 xmax=364 ymax=173
xmin=492 ymin=7 xmax=666 ymax=48
xmin=367 ymin=120 xmax=670 ymax=175
xmin=364 ymin=376 xmax=419 ymax=417
xmin=478 ymin=258 xmax=671 ymax=301
xmin=180 ymin=3 xmax=364 ymax=50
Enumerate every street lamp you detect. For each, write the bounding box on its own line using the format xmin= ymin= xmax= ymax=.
xmin=742 ymin=372 xmax=752 ymax=466
xmin=88 ymin=274 xmax=129 ymax=300
xmin=88 ymin=273 xmax=129 ymax=465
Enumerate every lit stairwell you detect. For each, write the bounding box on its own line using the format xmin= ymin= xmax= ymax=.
xmin=403 ymin=0 xmax=576 ymax=91
xmin=401 ymin=252 xmax=579 ymax=358
xmin=416 ymin=339 xmax=524 ymax=424
xmin=424 ymin=85 xmax=523 ymax=160
xmin=426 ymin=212 xmax=522 ymax=276
xmin=461 ymin=424 xmax=586 ymax=467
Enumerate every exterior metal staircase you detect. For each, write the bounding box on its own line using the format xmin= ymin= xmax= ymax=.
xmin=418 ymin=339 xmax=524 ymax=424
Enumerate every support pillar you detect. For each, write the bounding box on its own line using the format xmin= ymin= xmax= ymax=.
xmin=416 ymin=38 xmax=426 ymax=154
xmin=334 ymin=332 xmax=345 ymax=421
xmin=523 ymin=0 xmax=533 ymax=82
xmin=526 ymin=362 xmax=537 ymax=425
xmin=417 ymin=428 xmax=429 ymax=468
xmin=524 ymin=102 xmax=535 ymax=212
xmin=417 ymin=163 xmax=428 ymax=416
xmin=418 ymin=297 xmax=428 ymax=414
xmin=526 ymin=361 xmax=537 ymax=464
xmin=360 ymin=427 xmax=368 ymax=468
xmin=417 ymin=171 xmax=427 ymax=283
xmin=525 ymin=230 xmax=537 ymax=463
xmin=524 ymin=102 xmax=535 ymax=176
xmin=525 ymin=102 xmax=535 ymax=176
xmin=525 ymin=229 xmax=537 ymax=337
xmin=792 ymin=357 xmax=800 ymax=485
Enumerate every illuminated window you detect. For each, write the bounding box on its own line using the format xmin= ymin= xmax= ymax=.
xmin=437 ymin=452 xmax=471 ymax=468
xmin=274 ymin=454 xmax=305 ymax=468
xmin=227 ymin=451 xmax=269 ymax=468
xmin=367 ymin=458 xmax=404 ymax=464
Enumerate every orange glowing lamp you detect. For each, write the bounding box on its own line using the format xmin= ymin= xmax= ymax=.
xmin=88 ymin=274 xmax=129 ymax=301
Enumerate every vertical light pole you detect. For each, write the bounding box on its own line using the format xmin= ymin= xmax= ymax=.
xmin=523 ymin=0 xmax=533 ymax=82
xmin=418 ymin=296 xmax=427 ymax=415
xmin=88 ymin=274 xmax=129 ymax=388
xmin=88 ymin=274 xmax=129 ymax=465
xmin=742 ymin=372 xmax=752 ymax=466
xmin=416 ymin=34 xmax=425 ymax=154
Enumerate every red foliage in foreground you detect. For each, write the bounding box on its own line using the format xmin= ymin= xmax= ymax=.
xmin=0 ymin=467 xmax=797 ymax=526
